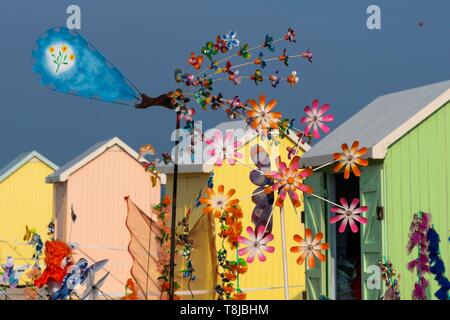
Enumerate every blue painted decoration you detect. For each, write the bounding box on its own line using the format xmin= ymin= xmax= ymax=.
xmin=33 ymin=27 xmax=140 ymax=105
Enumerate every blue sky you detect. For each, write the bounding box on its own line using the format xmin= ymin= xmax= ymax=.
xmin=0 ymin=0 xmax=449 ymax=166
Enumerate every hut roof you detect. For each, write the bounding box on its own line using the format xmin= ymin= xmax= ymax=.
xmin=46 ymin=137 xmax=140 ymax=183
xmin=301 ymin=80 xmax=450 ymax=167
xmin=0 ymin=151 xmax=58 ymax=183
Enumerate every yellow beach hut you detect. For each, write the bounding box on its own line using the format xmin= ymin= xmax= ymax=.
xmin=0 ymin=151 xmax=58 ymax=266
xmin=159 ymin=120 xmax=311 ymax=300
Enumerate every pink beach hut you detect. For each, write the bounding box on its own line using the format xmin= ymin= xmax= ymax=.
xmin=46 ymin=137 xmax=161 ymax=297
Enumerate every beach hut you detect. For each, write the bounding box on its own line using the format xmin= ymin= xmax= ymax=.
xmin=159 ymin=120 xmax=311 ymax=300
xmin=301 ymin=80 xmax=450 ymax=300
xmin=46 ymin=137 xmax=161 ymax=297
xmin=0 ymin=151 xmax=58 ymax=266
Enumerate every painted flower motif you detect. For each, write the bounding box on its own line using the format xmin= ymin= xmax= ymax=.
xmin=300 ymin=99 xmax=334 ymax=139
xmin=286 ymin=71 xmax=299 ymax=87
xmin=49 ymin=44 xmax=75 ymax=74
xmin=246 ymin=95 xmax=282 ymax=134
xmin=266 ymin=156 xmax=313 ymax=208
xmin=223 ymin=31 xmax=240 ymax=50
xmin=330 ymin=198 xmax=368 ymax=233
xmin=333 ymin=141 xmax=369 ymax=179
xmin=238 ymin=226 xmax=275 ymax=263
xmin=290 ymin=228 xmax=329 ymax=268
xmin=205 ymin=130 xmax=243 ymax=166
xmin=200 ymin=185 xmax=239 ymax=218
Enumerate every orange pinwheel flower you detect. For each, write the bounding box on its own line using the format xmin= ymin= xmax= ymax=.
xmin=246 ymin=95 xmax=282 ymax=134
xmin=333 ymin=141 xmax=369 ymax=179
xmin=290 ymin=228 xmax=329 ymax=268
xmin=200 ymin=185 xmax=239 ymax=218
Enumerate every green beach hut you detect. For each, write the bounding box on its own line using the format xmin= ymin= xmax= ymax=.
xmin=301 ymin=80 xmax=450 ymax=300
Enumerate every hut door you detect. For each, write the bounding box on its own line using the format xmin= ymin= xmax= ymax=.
xmin=304 ymin=172 xmax=327 ymax=299
xmin=359 ymin=165 xmax=383 ymax=300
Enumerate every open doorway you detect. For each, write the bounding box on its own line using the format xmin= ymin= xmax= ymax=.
xmin=333 ymin=174 xmax=362 ymax=300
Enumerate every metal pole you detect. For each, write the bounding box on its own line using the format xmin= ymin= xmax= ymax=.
xmin=280 ymin=205 xmax=290 ymax=300
xmin=169 ymin=112 xmax=181 ymax=300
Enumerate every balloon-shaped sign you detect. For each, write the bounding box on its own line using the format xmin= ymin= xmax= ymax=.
xmin=32 ymin=27 xmax=140 ymax=105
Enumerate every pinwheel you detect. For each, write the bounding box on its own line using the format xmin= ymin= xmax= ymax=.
xmin=204 ymin=130 xmax=243 ymax=166
xmin=333 ymin=141 xmax=369 ymax=179
xmin=300 ymin=99 xmax=334 ymax=139
xmin=246 ymin=95 xmax=282 ymax=135
xmin=290 ymin=228 xmax=329 ymax=268
xmin=254 ymin=52 xmax=267 ymax=68
xmin=266 ymin=156 xmax=313 ymax=208
xmin=286 ymin=71 xmax=299 ymax=87
xmin=188 ymin=52 xmax=204 ymax=70
xmin=214 ymin=35 xmax=228 ymax=53
xmin=269 ymin=71 xmax=280 ymax=88
xmin=200 ymin=185 xmax=239 ymax=218
xmin=330 ymin=198 xmax=368 ymax=233
xmin=229 ymin=70 xmax=242 ymax=85
xmin=301 ymin=49 xmax=313 ymax=63
xmin=263 ymin=34 xmax=275 ymax=51
xmin=279 ymin=49 xmax=289 ymax=66
xmin=250 ymin=69 xmax=264 ymax=85
xmin=238 ymin=226 xmax=275 ymax=263
xmin=223 ymin=30 xmax=240 ymax=50
xmin=202 ymin=41 xmax=218 ymax=60
xmin=238 ymin=44 xmax=251 ymax=59
xmin=284 ymin=27 xmax=297 ymax=43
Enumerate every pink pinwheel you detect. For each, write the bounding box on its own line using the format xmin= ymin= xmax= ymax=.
xmin=205 ymin=130 xmax=243 ymax=166
xmin=238 ymin=226 xmax=275 ymax=263
xmin=330 ymin=198 xmax=368 ymax=233
xmin=300 ymin=99 xmax=334 ymax=139
xmin=266 ymin=156 xmax=313 ymax=208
